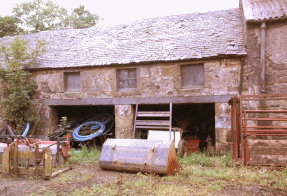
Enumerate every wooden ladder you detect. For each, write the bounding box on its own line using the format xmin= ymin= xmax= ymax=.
xmin=133 ymin=103 xmax=172 ymax=139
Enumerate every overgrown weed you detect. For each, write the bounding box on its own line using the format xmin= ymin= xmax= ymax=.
xmin=66 ymin=145 xmax=101 ymax=166
xmin=179 ymin=152 xmax=233 ymax=168
xmin=60 ymin=151 xmax=287 ymax=195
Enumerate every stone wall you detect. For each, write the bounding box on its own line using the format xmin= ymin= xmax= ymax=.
xmin=215 ymin=103 xmax=232 ymax=153
xmin=240 ymin=22 xmax=287 ymax=164
xmin=31 ymin=59 xmax=241 ymax=101
xmin=6 ymin=58 xmax=242 ymax=150
xmin=243 ymin=22 xmax=287 ymax=95
xmin=114 ymin=105 xmax=135 ymax=139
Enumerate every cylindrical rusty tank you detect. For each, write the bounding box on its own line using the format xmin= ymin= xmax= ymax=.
xmin=99 ymin=139 xmax=181 ymax=175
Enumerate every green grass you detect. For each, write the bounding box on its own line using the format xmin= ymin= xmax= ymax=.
xmin=63 ymin=151 xmax=287 ymax=195
xmin=30 ymin=149 xmax=287 ymax=196
xmin=66 ymin=145 xmax=101 ymax=166
xmin=179 ymin=152 xmax=233 ymax=167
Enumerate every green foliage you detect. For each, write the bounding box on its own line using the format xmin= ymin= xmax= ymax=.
xmin=69 ymin=5 xmax=100 ymax=29
xmin=179 ymin=152 xmax=233 ymax=167
xmin=0 ymin=16 xmax=24 ymax=38
xmin=12 ymin=0 xmax=100 ymax=32
xmin=57 ymin=116 xmax=69 ymax=133
xmin=68 ymin=146 xmax=101 ymax=166
xmin=13 ymin=0 xmax=69 ymax=32
xmin=0 ymin=37 xmax=46 ymax=133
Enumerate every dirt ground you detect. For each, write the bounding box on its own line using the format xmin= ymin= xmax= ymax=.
xmin=0 ymin=162 xmax=136 ymax=196
xmin=0 ymin=162 xmax=286 ymax=196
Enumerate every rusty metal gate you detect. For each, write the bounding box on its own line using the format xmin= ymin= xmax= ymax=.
xmin=230 ymin=94 xmax=287 ymax=166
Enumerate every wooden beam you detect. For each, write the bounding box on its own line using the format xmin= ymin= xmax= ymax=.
xmin=43 ymin=95 xmax=234 ymax=106
xmin=2 ymin=147 xmax=10 ymax=174
xmin=49 ymin=167 xmax=72 ymax=179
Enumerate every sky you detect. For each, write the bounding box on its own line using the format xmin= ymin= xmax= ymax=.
xmin=0 ymin=0 xmax=239 ymax=27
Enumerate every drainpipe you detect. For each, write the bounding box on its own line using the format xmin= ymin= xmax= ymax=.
xmin=260 ymin=22 xmax=266 ymax=93
xmin=239 ymin=58 xmax=245 ymax=95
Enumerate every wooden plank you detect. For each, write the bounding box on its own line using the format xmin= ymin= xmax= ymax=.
xmin=135 ymin=120 xmax=170 ymax=126
xmin=44 ymin=148 xmax=53 ymax=178
xmin=17 ymin=167 xmax=45 ymax=176
xmin=133 ymin=104 xmax=138 ymax=139
xmin=169 ymin=103 xmax=172 ymax=139
xmin=18 ymin=151 xmax=35 ymax=159
xmin=2 ymin=147 xmax=10 ymax=174
xmin=43 ymin=95 xmax=235 ymax=106
xmin=135 ymin=126 xmax=170 ymax=129
xmin=136 ymin=111 xmax=170 ymax=117
xmin=35 ymin=143 xmax=39 ymax=174
xmin=13 ymin=142 xmax=18 ymax=175
xmin=50 ymin=167 xmax=72 ymax=178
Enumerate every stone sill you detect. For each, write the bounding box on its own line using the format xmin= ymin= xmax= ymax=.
xmin=63 ymin=91 xmax=82 ymax=99
xmin=181 ymin=86 xmax=205 ymax=90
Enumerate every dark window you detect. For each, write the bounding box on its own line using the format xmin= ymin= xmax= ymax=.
xmin=181 ymin=64 xmax=204 ymax=88
xmin=65 ymin=72 xmax=81 ymax=91
xmin=117 ymin=69 xmax=137 ymax=91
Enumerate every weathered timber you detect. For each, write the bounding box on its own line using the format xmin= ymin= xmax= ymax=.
xmin=1 ymin=141 xmax=53 ymax=178
xmin=2 ymin=147 xmax=10 ymax=174
xmin=43 ymin=95 xmax=235 ymax=106
xmin=135 ymin=120 xmax=170 ymax=126
xmin=136 ymin=111 xmax=171 ymax=117
xmin=50 ymin=167 xmax=72 ymax=178
xmin=135 ymin=126 xmax=170 ymax=129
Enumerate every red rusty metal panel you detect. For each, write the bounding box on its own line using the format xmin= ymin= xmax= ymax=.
xmin=230 ymin=94 xmax=287 ymax=166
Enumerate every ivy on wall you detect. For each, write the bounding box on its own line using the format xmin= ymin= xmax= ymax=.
xmin=0 ymin=37 xmax=45 ymax=134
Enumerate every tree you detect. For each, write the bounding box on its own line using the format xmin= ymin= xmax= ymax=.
xmin=0 ymin=16 xmax=24 ymax=37
xmin=0 ymin=37 xmax=46 ymax=133
xmin=12 ymin=0 xmax=100 ymax=32
xmin=12 ymin=0 xmax=69 ymax=32
xmin=69 ymin=5 xmax=99 ymax=29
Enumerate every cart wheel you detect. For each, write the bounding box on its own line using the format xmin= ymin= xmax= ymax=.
xmin=178 ymin=140 xmax=188 ymax=158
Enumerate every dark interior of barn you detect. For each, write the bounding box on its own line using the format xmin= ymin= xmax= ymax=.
xmin=173 ymin=103 xmax=215 ymax=150
xmin=137 ymin=103 xmax=215 ymax=150
xmin=54 ymin=103 xmax=215 ymax=150
xmin=56 ymin=105 xmax=115 ymax=147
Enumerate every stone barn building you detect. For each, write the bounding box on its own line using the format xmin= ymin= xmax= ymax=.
xmin=241 ymin=0 xmax=287 ymax=94
xmin=3 ymin=0 xmax=286 ymax=155
xmin=235 ymin=0 xmax=287 ymax=165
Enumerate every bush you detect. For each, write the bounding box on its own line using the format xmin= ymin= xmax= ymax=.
xmin=0 ymin=37 xmax=45 ymax=133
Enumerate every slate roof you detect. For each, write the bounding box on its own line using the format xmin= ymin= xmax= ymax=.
xmin=0 ymin=8 xmax=246 ymax=69
xmin=242 ymin=0 xmax=287 ymax=20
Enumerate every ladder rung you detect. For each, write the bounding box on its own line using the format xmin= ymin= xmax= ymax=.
xmin=136 ymin=120 xmax=170 ymax=126
xmin=135 ymin=126 xmax=170 ymax=129
xmin=136 ymin=111 xmax=170 ymax=117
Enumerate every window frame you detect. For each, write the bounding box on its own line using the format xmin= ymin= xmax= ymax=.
xmin=64 ymin=71 xmax=81 ymax=92
xmin=117 ymin=68 xmax=137 ymax=92
xmin=181 ymin=64 xmax=205 ymax=88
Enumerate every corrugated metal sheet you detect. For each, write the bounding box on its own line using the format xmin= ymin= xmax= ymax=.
xmin=243 ymin=0 xmax=287 ymax=20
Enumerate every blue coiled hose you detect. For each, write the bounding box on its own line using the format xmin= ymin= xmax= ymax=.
xmin=72 ymin=113 xmax=114 ymax=142
xmin=72 ymin=121 xmax=105 ymax=142
xmin=22 ymin=123 xmax=30 ymax=136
